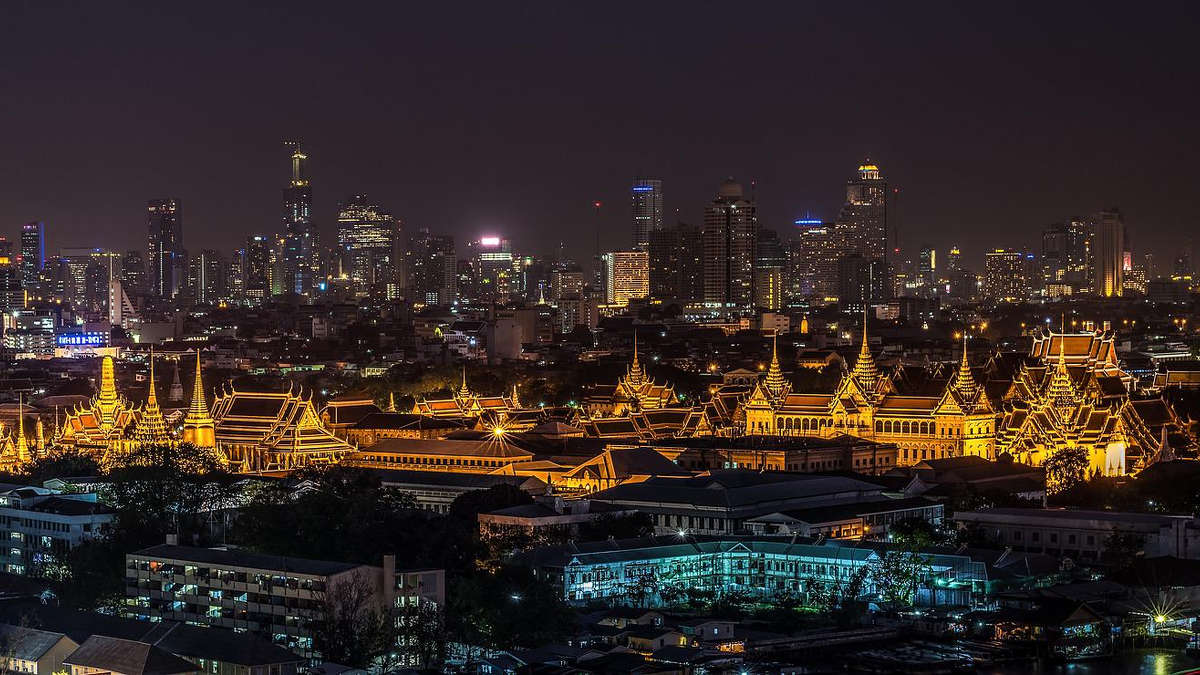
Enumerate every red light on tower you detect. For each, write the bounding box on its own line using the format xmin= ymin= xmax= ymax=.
xmin=592 ymin=201 xmax=602 ymax=209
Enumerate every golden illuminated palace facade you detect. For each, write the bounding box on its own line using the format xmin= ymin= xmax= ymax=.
xmin=740 ymin=321 xmax=1192 ymax=475
xmin=583 ymin=336 xmax=678 ymax=417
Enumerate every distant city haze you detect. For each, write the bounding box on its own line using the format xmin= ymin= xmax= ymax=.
xmin=1 ymin=3 xmax=1197 ymax=268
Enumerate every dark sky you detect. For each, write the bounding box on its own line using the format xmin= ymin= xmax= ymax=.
xmin=2 ymin=1 xmax=1198 ymax=271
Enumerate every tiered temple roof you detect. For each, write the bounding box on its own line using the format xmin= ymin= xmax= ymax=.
xmin=211 ymin=384 xmax=353 ymax=472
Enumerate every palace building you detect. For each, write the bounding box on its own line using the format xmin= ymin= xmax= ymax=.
xmin=583 ymin=334 xmax=678 ymax=417
xmin=411 ymin=368 xmax=517 ymax=419
xmin=993 ymin=330 xmax=1189 ymax=476
xmin=742 ymin=319 xmax=996 ymax=465
xmin=210 ymin=384 xmax=354 ymax=472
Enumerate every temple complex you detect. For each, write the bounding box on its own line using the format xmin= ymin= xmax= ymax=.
xmin=582 ymin=334 xmax=678 ymax=417
xmin=210 ymin=384 xmax=353 ymax=472
xmin=59 ymin=356 xmax=140 ymax=460
xmin=742 ymin=313 xmax=996 ymax=465
xmin=411 ymin=367 xmax=516 ymax=418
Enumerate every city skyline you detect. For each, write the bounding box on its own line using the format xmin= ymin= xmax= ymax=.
xmin=2 ymin=4 xmax=1197 ymax=268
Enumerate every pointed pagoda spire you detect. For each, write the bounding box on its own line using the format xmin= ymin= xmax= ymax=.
xmin=850 ymin=305 xmax=878 ymax=394
xmin=456 ymin=364 xmax=473 ymax=400
xmin=764 ymin=330 xmax=788 ymax=400
xmin=14 ymin=394 xmax=28 ymax=462
xmin=133 ymin=348 xmax=169 ymax=444
xmin=168 ymin=359 xmax=185 ymax=402
xmin=182 ymin=349 xmax=215 ymax=448
xmin=626 ymin=330 xmax=646 ymax=388
xmin=386 ymin=391 xmax=397 ymax=413
xmin=98 ymin=355 xmax=118 ymax=404
xmin=953 ymin=332 xmax=979 ymax=401
xmin=35 ymin=417 xmax=44 ymax=453
xmin=511 ymin=383 xmax=521 ymax=409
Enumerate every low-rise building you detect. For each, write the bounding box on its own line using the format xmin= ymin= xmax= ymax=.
xmin=953 ymin=508 xmax=1200 ymax=561
xmin=0 ymin=484 xmax=115 ymax=576
xmin=124 ymin=545 xmax=444 ymax=659
xmin=0 ymin=625 xmax=79 ymax=675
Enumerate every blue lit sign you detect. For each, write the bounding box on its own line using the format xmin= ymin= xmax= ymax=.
xmin=56 ymin=332 xmax=107 ymax=347
xmin=632 ymin=185 xmax=654 ymax=192
xmin=794 ymin=219 xmax=823 ymax=226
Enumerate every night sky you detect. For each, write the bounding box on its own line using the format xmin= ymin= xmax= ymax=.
xmin=2 ymin=2 xmax=1198 ymax=270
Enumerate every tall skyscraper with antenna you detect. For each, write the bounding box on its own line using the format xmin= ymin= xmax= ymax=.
xmin=282 ymin=142 xmax=317 ymax=296
xmin=631 ymin=178 xmax=663 ymax=251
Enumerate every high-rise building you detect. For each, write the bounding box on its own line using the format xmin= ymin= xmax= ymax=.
xmin=837 ymin=254 xmax=888 ymax=315
xmin=631 ymin=178 xmax=663 ymax=251
xmin=187 ymin=249 xmax=226 ymax=304
xmin=836 ymin=162 xmax=888 ymax=261
xmin=985 ymin=249 xmax=1031 ymax=302
xmin=1042 ymin=220 xmax=1092 ymax=295
xmin=336 ymin=195 xmax=400 ymax=299
xmin=1093 ymin=208 xmax=1124 ymax=298
xmin=702 ymin=178 xmax=757 ymax=311
xmin=648 ymin=223 xmax=703 ymax=304
xmin=243 ymin=235 xmax=272 ymax=304
xmin=282 ymin=143 xmax=317 ymax=296
xmin=946 ymin=245 xmax=962 ymax=275
xmin=120 ymin=250 xmax=146 ymax=297
xmin=462 ymin=236 xmax=514 ymax=306
xmin=19 ymin=222 xmax=44 ymax=289
xmin=409 ymin=229 xmax=457 ymax=306
xmin=0 ymin=242 xmax=20 ymax=312
xmin=789 ymin=219 xmax=841 ymax=302
xmin=146 ymin=199 xmax=183 ymax=298
xmin=550 ymin=264 xmax=585 ymax=304
xmin=600 ymin=250 xmax=649 ymax=306
xmin=754 ymin=229 xmax=787 ymax=311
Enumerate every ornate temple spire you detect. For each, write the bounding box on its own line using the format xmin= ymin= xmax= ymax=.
xmin=511 ymin=383 xmax=521 ymax=409
xmin=764 ymin=331 xmax=788 ymax=400
xmin=182 ymin=349 xmax=216 ymax=448
xmin=1047 ymin=323 xmax=1076 ymax=414
xmin=98 ymin=356 xmax=118 ymax=405
xmin=626 ymin=331 xmax=646 ymax=388
xmin=133 ymin=349 xmax=169 ymax=443
xmin=35 ymin=417 xmax=44 ymax=453
xmin=386 ymin=391 xmax=397 ymax=413
xmin=168 ymin=359 xmax=185 ymax=402
xmin=850 ymin=306 xmax=878 ymax=394
xmin=456 ymin=364 xmax=473 ymax=400
xmin=953 ymin=332 xmax=979 ymax=401
xmin=15 ymin=395 xmax=28 ymax=462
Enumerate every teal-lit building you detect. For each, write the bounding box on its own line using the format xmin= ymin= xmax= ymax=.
xmin=528 ymin=536 xmax=990 ymax=608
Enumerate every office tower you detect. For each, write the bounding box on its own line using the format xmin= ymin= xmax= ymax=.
xmin=984 ymin=249 xmax=1031 ymax=302
xmin=701 ymin=178 xmax=757 ymax=311
xmin=836 ymin=162 xmax=888 ymax=261
xmin=58 ymin=248 xmax=109 ymax=314
xmin=600 ymin=250 xmax=649 ymax=306
xmin=631 ymin=178 xmax=664 ymax=251
xmin=19 ymin=223 xmax=44 ymax=288
xmin=837 ymin=254 xmax=888 ymax=315
xmin=462 ymin=236 xmax=514 ymax=306
xmin=336 ymin=195 xmax=400 ymax=298
xmin=243 ymin=235 xmax=272 ymax=304
xmin=1173 ymin=251 xmax=1193 ymax=279
xmin=187 ymin=249 xmax=226 ymax=304
xmin=1042 ymin=220 xmax=1092 ymax=295
xmin=789 ymin=219 xmax=841 ymax=302
xmin=146 ymin=199 xmax=183 ymax=298
xmin=409 ymin=229 xmax=457 ymax=305
xmin=516 ymin=255 xmax=551 ymax=304
xmin=282 ymin=143 xmax=317 ymax=296
xmin=946 ymin=245 xmax=962 ymax=274
xmin=1092 ymin=208 xmax=1124 ymax=297
xmin=911 ymin=245 xmax=936 ymax=298
xmin=0 ymin=244 xmax=20 ymax=311
xmin=754 ymin=228 xmax=787 ymax=310
xmin=227 ymin=248 xmax=245 ymax=301
xmin=120 ymin=250 xmax=146 ymax=297
xmin=550 ymin=264 xmax=585 ymax=303
xmin=648 ymin=223 xmax=702 ymax=304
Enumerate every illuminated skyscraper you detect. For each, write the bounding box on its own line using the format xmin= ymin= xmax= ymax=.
xmin=789 ymin=219 xmax=841 ymax=302
xmin=120 ymin=250 xmax=146 ymax=297
xmin=243 ymin=235 xmax=272 ymax=304
xmin=187 ymin=249 xmax=226 ymax=304
xmin=1042 ymin=220 xmax=1092 ymax=295
xmin=600 ymin=250 xmax=649 ymax=306
xmin=146 ymin=199 xmax=183 ymax=298
xmin=702 ymin=177 xmax=757 ymax=311
xmin=836 ymin=162 xmax=888 ymax=262
xmin=282 ymin=143 xmax=317 ymax=296
xmin=336 ymin=195 xmax=400 ymax=298
xmin=985 ymin=249 xmax=1030 ymax=302
xmin=1093 ymin=208 xmax=1124 ymax=298
xmin=409 ymin=230 xmax=457 ymax=306
xmin=19 ymin=222 xmax=44 ymax=289
xmin=631 ymin=178 xmax=663 ymax=251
